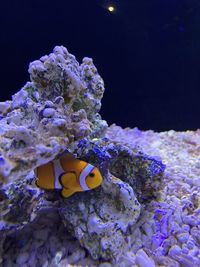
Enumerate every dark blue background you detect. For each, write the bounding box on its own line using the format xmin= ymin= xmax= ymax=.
xmin=1 ymin=0 xmax=200 ymax=131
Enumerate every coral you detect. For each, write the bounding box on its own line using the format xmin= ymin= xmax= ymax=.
xmin=59 ymin=138 xmax=164 ymax=261
xmin=0 ymin=45 xmax=107 ymax=185
xmin=0 ymin=46 xmax=167 ymax=266
xmin=106 ymin=125 xmax=200 ymax=267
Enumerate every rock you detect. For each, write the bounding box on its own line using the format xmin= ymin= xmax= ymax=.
xmin=16 ymin=252 xmax=29 ymax=265
xmin=4 ymin=45 xmax=200 ymax=267
xmin=176 ymin=232 xmax=189 ymax=243
xmin=135 ymin=249 xmax=156 ymax=267
xmin=42 ymin=108 xmax=55 ymax=118
xmin=0 ymin=45 xmax=107 ymax=185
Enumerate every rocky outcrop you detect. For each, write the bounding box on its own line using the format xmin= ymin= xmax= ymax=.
xmin=0 ymin=46 xmax=165 ymax=266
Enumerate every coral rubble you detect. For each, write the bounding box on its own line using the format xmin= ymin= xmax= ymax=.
xmin=1 ymin=46 xmax=198 ymax=267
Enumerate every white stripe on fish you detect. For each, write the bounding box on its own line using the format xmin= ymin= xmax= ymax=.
xmin=53 ymin=159 xmax=64 ymax=189
xmin=79 ymin=163 xmax=94 ymax=191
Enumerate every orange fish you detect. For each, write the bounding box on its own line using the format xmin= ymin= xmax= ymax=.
xmin=35 ymin=155 xmax=103 ymax=198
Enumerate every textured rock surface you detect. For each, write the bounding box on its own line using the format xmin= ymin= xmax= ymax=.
xmin=0 ymin=137 xmax=164 ymax=264
xmin=0 ymin=46 xmax=165 ymax=266
xmin=2 ymin=46 xmax=199 ymax=266
xmin=0 ymin=45 xmax=107 ymax=185
xmin=59 ymin=138 xmax=164 ymax=261
xmin=106 ymin=125 xmax=200 ymax=267
xmin=2 ymin=124 xmax=200 ymax=266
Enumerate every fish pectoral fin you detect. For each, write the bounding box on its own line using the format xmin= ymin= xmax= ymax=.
xmin=61 ymin=188 xmax=75 ymax=198
xmin=60 ymin=172 xmax=76 ymax=187
xmin=60 ymin=172 xmax=78 ymax=197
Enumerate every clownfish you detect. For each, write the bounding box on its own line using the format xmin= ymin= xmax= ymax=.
xmin=34 ymin=155 xmax=103 ymax=198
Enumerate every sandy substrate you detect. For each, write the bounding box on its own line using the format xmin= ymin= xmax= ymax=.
xmin=2 ymin=125 xmax=200 ymax=267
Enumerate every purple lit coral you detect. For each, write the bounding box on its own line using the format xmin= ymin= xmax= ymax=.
xmin=0 ymin=46 xmax=200 ymax=266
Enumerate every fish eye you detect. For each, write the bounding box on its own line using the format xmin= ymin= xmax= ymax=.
xmin=89 ymin=172 xmax=95 ymax=177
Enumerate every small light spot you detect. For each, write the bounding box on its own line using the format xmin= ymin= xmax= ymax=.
xmin=108 ymin=6 xmax=115 ymax=12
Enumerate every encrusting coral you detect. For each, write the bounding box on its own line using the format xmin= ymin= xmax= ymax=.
xmin=0 ymin=46 xmax=166 ymax=266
